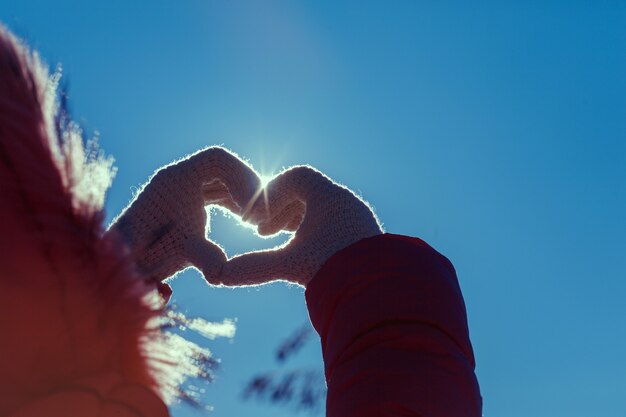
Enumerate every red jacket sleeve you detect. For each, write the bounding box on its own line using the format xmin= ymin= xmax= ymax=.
xmin=305 ymin=234 xmax=482 ymax=417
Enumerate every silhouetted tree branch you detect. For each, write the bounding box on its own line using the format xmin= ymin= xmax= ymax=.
xmin=242 ymin=324 xmax=326 ymax=414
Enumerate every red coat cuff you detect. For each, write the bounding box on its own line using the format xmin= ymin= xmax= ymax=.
xmin=305 ymin=234 xmax=481 ymax=417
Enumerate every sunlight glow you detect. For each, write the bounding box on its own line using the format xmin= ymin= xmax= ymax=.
xmin=259 ymin=173 xmax=273 ymax=189
xmin=238 ymin=172 xmax=274 ymax=227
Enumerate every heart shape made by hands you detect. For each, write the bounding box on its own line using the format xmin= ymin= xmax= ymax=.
xmin=112 ymin=148 xmax=381 ymax=294
xmin=209 ymin=165 xmax=382 ymax=288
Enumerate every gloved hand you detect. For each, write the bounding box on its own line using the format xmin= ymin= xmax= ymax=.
xmin=109 ymin=147 xmax=262 ymax=285
xmin=218 ymin=166 xmax=383 ymax=287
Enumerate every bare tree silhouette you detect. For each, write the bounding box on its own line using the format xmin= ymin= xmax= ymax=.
xmin=242 ymin=324 xmax=326 ymax=414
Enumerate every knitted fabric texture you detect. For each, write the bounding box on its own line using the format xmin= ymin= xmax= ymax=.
xmin=219 ymin=166 xmax=383 ymax=287
xmin=109 ymin=147 xmax=262 ymax=283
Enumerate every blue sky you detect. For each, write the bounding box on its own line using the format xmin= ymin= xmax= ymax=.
xmin=2 ymin=1 xmax=625 ymax=416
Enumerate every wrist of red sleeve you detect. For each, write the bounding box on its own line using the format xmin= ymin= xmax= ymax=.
xmin=305 ymin=233 xmax=482 ymax=417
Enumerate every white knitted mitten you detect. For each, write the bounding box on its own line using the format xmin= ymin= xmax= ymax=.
xmin=109 ymin=147 xmax=262 ymax=283
xmin=219 ymin=166 xmax=383 ymax=287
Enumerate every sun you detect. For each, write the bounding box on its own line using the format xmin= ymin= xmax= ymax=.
xmin=240 ymin=172 xmax=274 ymax=224
xmin=259 ymin=173 xmax=273 ymax=189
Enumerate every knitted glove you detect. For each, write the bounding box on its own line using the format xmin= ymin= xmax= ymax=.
xmin=109 ymin=147 xmax=262 ymax=284
xmin=218 ymin=166 xmax=383 ymax=287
